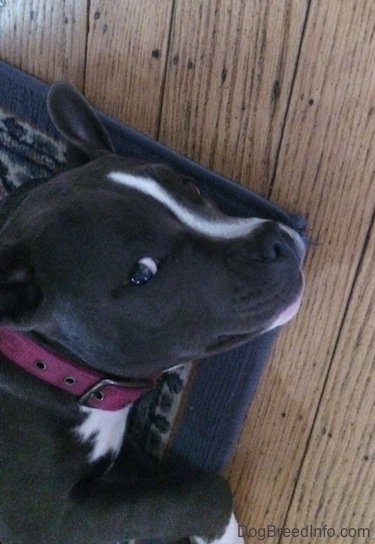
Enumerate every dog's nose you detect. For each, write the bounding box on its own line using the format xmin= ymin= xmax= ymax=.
xmin=250 ymin=221 xmax=303 ymax=263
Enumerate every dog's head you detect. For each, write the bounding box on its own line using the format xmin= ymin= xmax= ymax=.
xmin=0 ymin=83 xmax=305 ymax=378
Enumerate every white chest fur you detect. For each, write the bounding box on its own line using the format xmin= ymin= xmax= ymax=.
xmin=75 ymin=405 xmax=130 ymax=463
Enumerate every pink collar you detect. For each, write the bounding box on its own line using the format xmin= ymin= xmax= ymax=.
xmin=0 ymin=327 xmax=158 ymax=411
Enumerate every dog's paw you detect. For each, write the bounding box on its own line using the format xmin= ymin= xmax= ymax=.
xmin=190 ymin=512 xmax=244 ymax=544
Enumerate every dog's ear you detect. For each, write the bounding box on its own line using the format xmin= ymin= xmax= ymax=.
xmin=47 ymin=82 xmax=115 ymax=159
xmin=0 ymin=248 xmax=42 ymax=322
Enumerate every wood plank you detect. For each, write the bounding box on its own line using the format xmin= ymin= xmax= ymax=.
xmin=84 ymin=0 xmax=173 ymax=138
xmin=160 ymin=0 xmax=309 ymax=194
xmin=281 ymin=221 xmax=375 ymax=542
xmin=226 ymin=0 xmax=375 ymax=537
xmin=2 ymin=1 xmax=374 ymax=537
xmin=0 ymin=0 xmax=87 ymax=88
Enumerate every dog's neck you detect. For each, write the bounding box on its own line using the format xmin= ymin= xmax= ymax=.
xmin=0 ymin=327 xmax=158 ymax=410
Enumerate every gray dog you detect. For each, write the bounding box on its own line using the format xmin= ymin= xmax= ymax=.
xmin=0 ymin=82 xmax=305 ymax=543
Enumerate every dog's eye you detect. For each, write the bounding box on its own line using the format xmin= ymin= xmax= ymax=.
xmin=129 ymin=257 xmax=158 ymax=285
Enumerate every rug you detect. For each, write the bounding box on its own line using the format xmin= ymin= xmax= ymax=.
xmin=0 ymin=61 xmax=306 ymax=476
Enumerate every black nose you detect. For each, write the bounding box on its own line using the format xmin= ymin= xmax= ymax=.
xmin=251 ymin=221 xmax=297 ymax=263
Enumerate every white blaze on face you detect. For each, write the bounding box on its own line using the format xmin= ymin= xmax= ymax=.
xmin=108 ymin=172 xmax=265 ymax=239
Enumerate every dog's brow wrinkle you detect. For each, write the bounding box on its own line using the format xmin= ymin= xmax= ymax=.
xmin=108 ymin=172 xmax=264 ymax=239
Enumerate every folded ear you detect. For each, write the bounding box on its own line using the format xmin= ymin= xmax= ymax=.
xmin=0 ymin=248 xmax=42 ymax=322
xmin=47 ymin=82 xmax=115 ymax=159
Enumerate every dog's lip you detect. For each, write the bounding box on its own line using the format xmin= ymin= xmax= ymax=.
xmin=205 ymin=331 xmax=255 ymax=353
xmin=267 ymin=295 xmax=302 ymax=329
xmin=205 ymin=293 xmax=303 ymax=353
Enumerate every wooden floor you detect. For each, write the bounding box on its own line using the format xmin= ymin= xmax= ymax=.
xmin=1 ymin=1 xmax=374 ymax=542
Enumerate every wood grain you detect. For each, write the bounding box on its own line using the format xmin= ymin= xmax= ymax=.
xmin=282 ymin=220 xmax=375 ymax=541
xmin=2 ymin=1 xmax=375 ymax=540
xmin=160 ymin=0 xmax=309 ymax=195
xmin=84 ymin=0 xmax=173 ymax=138
xmin=0 ymin=0 xmax=87 ymax=88
xmin=226 ymin=0 xmax=375 ymax=538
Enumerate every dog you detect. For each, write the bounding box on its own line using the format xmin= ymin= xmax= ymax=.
xmin=0 ymin=82 xmax=305 ymax=543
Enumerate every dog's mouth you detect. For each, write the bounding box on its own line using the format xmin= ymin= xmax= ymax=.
xmin=205 ymin=293 xmax=304 ymax=355
xmin=205 ymin=332 xmax=256 ymax=354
